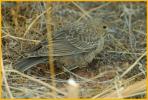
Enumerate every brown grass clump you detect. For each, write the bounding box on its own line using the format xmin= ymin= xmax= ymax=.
xmin=1 ymin=2 xmax=146 ymax=98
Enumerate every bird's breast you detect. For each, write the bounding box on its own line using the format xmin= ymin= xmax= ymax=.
xmin=94 ymin=37 xmax=104 ymax=54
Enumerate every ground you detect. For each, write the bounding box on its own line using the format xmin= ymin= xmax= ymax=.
xmin=1 ymin=1 xmax=146 ymax=98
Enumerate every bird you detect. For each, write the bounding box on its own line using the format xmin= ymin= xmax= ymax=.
xmin=15 ymin=18 xmax=110 ymax=72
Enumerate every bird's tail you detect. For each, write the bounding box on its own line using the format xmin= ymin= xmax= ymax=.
xmin=15 ymin=56 xmax=48 ymax=72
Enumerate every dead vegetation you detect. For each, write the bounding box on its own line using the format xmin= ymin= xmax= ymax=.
xmin=1 ymin=1 xmax=146 ymax=98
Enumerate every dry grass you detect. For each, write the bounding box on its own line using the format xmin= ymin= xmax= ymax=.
xmin=2 ymin=2 xmax=146 ymax=98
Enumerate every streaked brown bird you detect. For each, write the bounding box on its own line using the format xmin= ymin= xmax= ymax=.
xmin=15 ymin=19 xmax=110 ymax=72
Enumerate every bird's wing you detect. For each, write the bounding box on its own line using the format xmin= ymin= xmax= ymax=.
xmin=28 ymin=30 xmax=89 ymax=57
xmin=28 ymin=26 xmax=100 ymax=57
xmin=65 ymin=28 xmax=99 ymax=51
xmin=52 ymin=29 xmax=94 ymax=56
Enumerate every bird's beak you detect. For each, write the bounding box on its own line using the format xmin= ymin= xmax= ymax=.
xmin=107 ymin=27 xmax=116 ymax=33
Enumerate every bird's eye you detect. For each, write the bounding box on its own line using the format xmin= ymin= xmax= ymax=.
xmin=103 ymin=25 xmax=107 ymax=29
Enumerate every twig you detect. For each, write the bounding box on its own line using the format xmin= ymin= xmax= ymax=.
xmin=120 ymin=51 xmax=146 ymax=78
xmin=44 ymin=3 xmax=56 ymax=98
xmin=77 ymin=2 xmax=110 ymax=21
xmin=100 ymin=79 xmax=146 ymax=98
xmin=67 ymin=78 xmax=79 ymax=98
xmin=63 ymin=66 xmax=92 ymax=82
xmin=2 ymin=34 xmax=40 ymax=43
xmin=1 ymin=63 xmax=14 ymax=98
xmin=23 ymin=7 xmax=51 ymax=37
xmin=5 ymin=69 xmax=66 ymax=96
xmin=72 ymin=2 xmax=91 ymax=19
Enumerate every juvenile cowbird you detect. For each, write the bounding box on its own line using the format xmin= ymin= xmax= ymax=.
xmin=15 ymin=19 xmax=110 ymax=72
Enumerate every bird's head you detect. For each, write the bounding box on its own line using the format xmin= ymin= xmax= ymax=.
xmin=88 ymin=18 xmax=115 ymax=37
